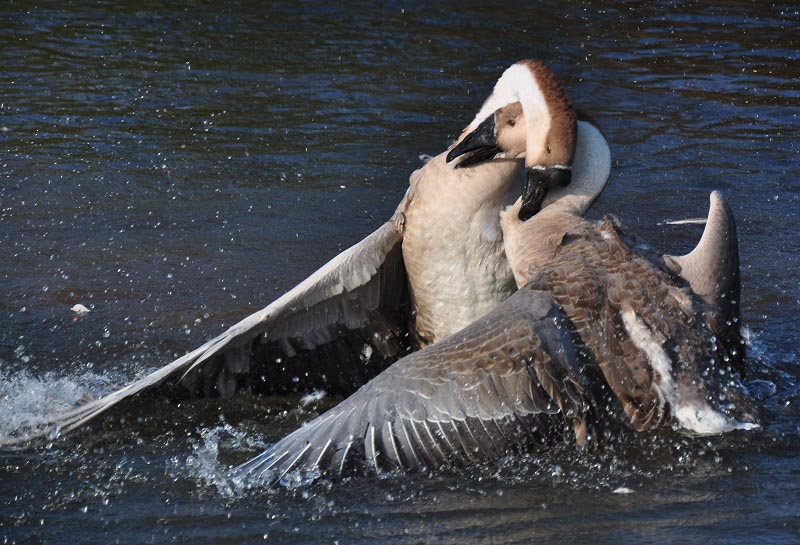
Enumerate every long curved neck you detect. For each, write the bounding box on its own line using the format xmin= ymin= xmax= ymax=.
xmin=540 ymin=120 xmax=611 ymax=216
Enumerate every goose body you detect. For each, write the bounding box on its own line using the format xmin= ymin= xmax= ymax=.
xmin=402 ymin=152 xmax=523 ymax=341
xmin=231 ymin=60 xmax=757 ymax=488
xmin=8 ymin=61 xmax=615 ymax=445
xmin=6 ymin=146 xmax=521 ymax=446
xmin=500 ymin=194 xmax=755 ymax=433
xmin=487 ymin=61 xmax=758 ymax=434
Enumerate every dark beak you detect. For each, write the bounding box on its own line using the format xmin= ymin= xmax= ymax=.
xmin=446 ymin=115 xmax=502 ymax=168
xmin=519 ymin=166 xmax=572 ymax=221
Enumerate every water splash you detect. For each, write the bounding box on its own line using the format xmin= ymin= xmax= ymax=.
xmin=0 ymin=362 xmax=154 ymax=446
xmin=299 ymin=389 xmax=326 ymax=408
xmin=167 ymin=424 xmax=269 ymax=498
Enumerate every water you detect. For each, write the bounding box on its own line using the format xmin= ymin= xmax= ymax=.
xmin=1 ymin=1 xmax=799 ymax=543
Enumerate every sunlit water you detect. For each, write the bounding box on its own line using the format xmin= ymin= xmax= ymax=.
xmin=2 ymin=1 xmax=799 ymax=543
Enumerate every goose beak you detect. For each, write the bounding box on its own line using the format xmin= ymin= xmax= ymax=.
xmin=519 ymin=166 xmax=572 ymax=221
xmin=446 ymin=116 xmax=502 ymax=168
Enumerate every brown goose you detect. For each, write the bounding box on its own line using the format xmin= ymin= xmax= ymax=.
xmin=231 ymin=61 xmax=757 ymax=488
xmin=6 ymin=61 xmax=611 ymax=446
xmin=455 ymin=62 xmax=758 ymax=434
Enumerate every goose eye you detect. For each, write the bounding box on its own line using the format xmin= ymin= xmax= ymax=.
xmin=546 ymin=144 xmax=552 ymax=154
xmin=508 ymin=119 xmax=516 ymax=127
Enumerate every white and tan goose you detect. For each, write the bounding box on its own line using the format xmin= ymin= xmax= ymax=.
xmin=5 ymin=60 xmax=611 ymax=446
xmin=231 ymin=61 xmax=758 ymax=488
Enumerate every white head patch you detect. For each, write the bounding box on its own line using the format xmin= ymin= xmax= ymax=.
xmin=467 ymin=62 xmax=552 ymax=165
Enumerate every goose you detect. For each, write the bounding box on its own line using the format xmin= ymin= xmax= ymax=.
xmin=230 ymin=60 xmax=758 ymax=488
xmin=451 ymin=64 xmax=754 ymax=433
xmin=5 ymin=60 xmax=611 ymax=446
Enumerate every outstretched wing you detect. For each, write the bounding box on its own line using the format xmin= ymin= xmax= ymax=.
xmin=663 ymin=191 xmax=745 ymax=373
xmin=233 ymin=286 xmax=596 ymax=488
xmin=8 ymin=212 xmax=412 ymax=446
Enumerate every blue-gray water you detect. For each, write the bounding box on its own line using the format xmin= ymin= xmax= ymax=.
xmin=2 ymin=1 xmax=799 ymax=543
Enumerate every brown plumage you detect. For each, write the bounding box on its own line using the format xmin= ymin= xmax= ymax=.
xmin=490 ymin=62 xmax=757 ymax=436
xmin=230 ymin=61 xmax=757 ymax=488
xmin=501 ymin=206 xmax=752 ymax=432
xmin=520 ymin=59 xmax=578 ymax=168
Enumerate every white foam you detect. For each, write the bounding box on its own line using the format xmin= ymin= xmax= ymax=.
xmin=167 ymin=424 xmax=268 ymax=497
xmin=300 ymin=389 xmax=327 ymax=407
xmin=0 ymin=363 xmax=154 ymax=446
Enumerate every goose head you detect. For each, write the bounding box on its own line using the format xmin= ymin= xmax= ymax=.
xmin=446 ymin=102 xmax=527 ymax=168
xmin=448 ymin=60 xmax=610 ymax=219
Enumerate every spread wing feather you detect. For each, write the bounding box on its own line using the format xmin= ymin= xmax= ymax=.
xmin=5 ymin=215 xmax=409 ymax=447
xmin=232 ymin=286 xmax=595 ymax=488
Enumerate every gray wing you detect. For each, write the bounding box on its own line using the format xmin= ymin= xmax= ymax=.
xmin=233 ymin=286 xmax=596 ymax=488
xmin=663 ymin=191 xmax=745 ymax=373
xmin=8 ymin=213 xmax=410 ymax=446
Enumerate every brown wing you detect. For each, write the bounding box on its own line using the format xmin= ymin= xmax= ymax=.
xmin=523 ymin=219 xmax=667 ymax=431
xmin=232 ymin=286 xmax=595 ymax=487
xmin=539 ymin=218 xmax=725 ymax=431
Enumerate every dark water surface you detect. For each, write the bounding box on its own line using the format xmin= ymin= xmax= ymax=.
xmin=2 ymin=1 xmax=799 ymax=543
